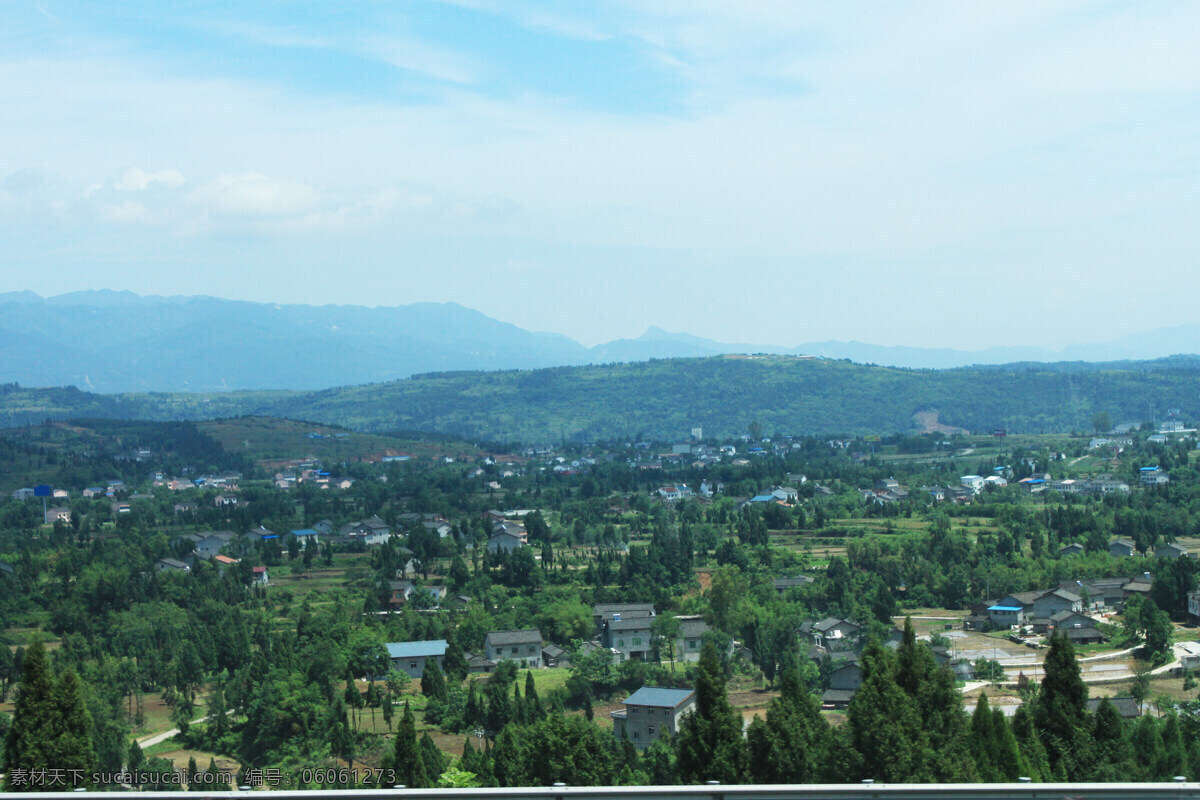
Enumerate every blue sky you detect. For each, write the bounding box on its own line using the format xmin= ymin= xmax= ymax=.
xmin=1 ymin=1 xmax=1198 ymax=348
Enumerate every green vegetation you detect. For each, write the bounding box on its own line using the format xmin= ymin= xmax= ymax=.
xmin=0 ymin=410 xmax=1199 ymax=788
xmin=3 ymin=354 xmax=1200 ymax=441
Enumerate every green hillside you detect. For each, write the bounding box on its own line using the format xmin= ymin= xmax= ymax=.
xmin=3 ymin=355 xmax=1200 ymax=442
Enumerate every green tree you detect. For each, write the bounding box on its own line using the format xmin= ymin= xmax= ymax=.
xmin=1033 ymin=632 xmax=1091 ymax=779
xmin=847 ymin=642 xmax=933 ymax=782
xmin=675 ymin=642 xmax=747 ymax=783
xmin=443 ymin=637 xmax=469 ymax=683
xmin=421 ymin=661 xmax=448 ymax=702
xmin=746 ymin=665 xmax=830 ymax=783
xmin=4 ymin=640 xmax=97 ymax=790
xmin=388 ymin=702 xmax=429 ymax=788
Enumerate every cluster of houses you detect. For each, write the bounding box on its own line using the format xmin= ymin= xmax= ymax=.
xmin=1057 ymin=539 xmax=1190 ymax=560
xmin=967 ymin=573 xmax=1156 ymax=642
xmin=868 ymin=468 xmax=1158 ymax=507
xmin=382 ymin=600 xmax=715 ymax=679
xmin=378 ymin=600 xmax=717 ymax=749
xmin=484 ymin=511 xmax=534 ymax=554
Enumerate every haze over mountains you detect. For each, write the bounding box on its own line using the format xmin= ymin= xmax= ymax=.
xmin=2 ymin=290 xmax=1198 ymax=393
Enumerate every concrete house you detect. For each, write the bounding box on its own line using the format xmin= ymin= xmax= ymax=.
xmin=1032 ymin=589 xmax=1082 ymax=619
xmin=1109 ymin=539 xmax=1136 ymax=558
xmin=821 ymin=661 xmax=863 ymax=709
xmin=611 ymin=687 xmax=696 ymax=749
xmin=487 ymin=532 xmax=524 ymax=554
xmin=593 ymin=603 xmax=656 ymax=633
xmin=604 ymin=616 xmax=654 ymax=662
xmin=676 ymin=618 xmax=711 ymax=663
xmin=387 ymin=640 xmax=447 ymax=679
xmin=1140 ymin=467 xmax=1170 ymax=486
xmin=773 ymin=576 xmax=814 ymax=594
xmin=484 ymin=629 xmax=543 ymax=668
xmin=388 ymin=580 xmax=447 ymax=608
xmin=801 ymin=617 xmax=861 ymax=652
xmin=1156 ymin=543 xmax=1188 ymax=560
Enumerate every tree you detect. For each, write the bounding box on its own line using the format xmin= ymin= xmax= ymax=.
xmin=388 ymin=702 xmax=429 ymax=788
xmin=1093 ymin=412 xmax=1111 ymax=434
xmin=4 ymin=640 xmax=97 ymax=789
xmin=847 ymin=641 xmax=933 ymax=782
xmin=747 ymin=665 xmax=830 ymax=783
xmin=675 ymin=642 xmax=747 ymax=783
xmin=1033 ymin=632 xmax=1091 ymax=779
xmin=421 ymin=661 xmax=448 ymax=702
xmin=1124 ymin=595 xmax=1175 ymax=664
xmin=443 ymin=637 xmax=468 ymax=683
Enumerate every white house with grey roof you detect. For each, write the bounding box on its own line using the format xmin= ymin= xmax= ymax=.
xmin=592 ymin=602 xmax=655 ymax=633
xmin=604 ymin=616 xmax=654 ymax=662
xmin=676 ymin=618 xmax=711 ymax=663
xmin=386 ymin=640 xmax=447 ymax=679
xmin=484 ymin=629 xmax=543 ymax=668
xmin=611 ymin=686 xmax=696 ymax=749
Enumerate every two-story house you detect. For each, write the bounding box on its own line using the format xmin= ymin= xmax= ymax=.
xmin=593 ymin=603 xmax=655 ymax=633
xmin=484 ymin=629 xmax=543 ymax=668
xmin=610 ymin=687 xmax=696 ymax=749
xmin=604 ymin=617 xmax=654 ymax=662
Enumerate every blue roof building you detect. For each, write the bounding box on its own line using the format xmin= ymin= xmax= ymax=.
xmin=613 ymin=686 xmax=697 ymax=749
xmin=385 ymin=640 xmax=448 ymax=679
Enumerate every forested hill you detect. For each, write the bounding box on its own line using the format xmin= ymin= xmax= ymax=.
xmin=2 ymin=355 xmax=1199 ymax=441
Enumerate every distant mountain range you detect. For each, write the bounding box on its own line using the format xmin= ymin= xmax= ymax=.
xmin=3 ymin=354 xmax=1199 ymax=441
xmin=1 ymin=290 xmax=1198 ymax=392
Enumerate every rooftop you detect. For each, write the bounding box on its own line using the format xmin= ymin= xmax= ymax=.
xmin=624 ymin=686 xmax=696 ymax=708
xmin=386 ymin=640 xmax=448 ymax=660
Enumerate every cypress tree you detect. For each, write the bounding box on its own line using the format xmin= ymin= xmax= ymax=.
xmin=1033 ymin=632 xmax=1091 ymax=779
xmin=1011 ymin=707 xmax=1049 ymax=782
xmin=1091 ymin=697 xmax=1129 ymax=774
xmin=419 ymin=732 xmax=447 ymax=781
xmin=392 ymin=701 xmax=429 ymax=788
xmin=4 ymin=640 xmax=96 ymax=789
xmin=524 ymin=671 xmax=542 ymax=720
xmin=461 ymin=737 xmax=482 ymax=776
xmin=421 ymin=661 xmax=447 ymax=702
xmin=970 ymin=694 xmax=998 ymax=781
xmin=675 ymin=642 xmax=747 ymax=783
xmin=746 ymin=665 xmax=829 ymax=783
xmin=465 ymin=681 xmax=481 ymax=728
xmin=1131 ymin=714 xmax=1163 ymax=781
xmin=990 ymin=707 xmax=1023 ymax=781
xmin=847 ymin=642 xmax=932 ymax=783
xmin=1160 ymin=712 xmax=1185 ymax=779
xmin=443 ymin=637 xmax=468 ymax=683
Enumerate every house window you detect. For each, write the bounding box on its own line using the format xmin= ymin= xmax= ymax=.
xmin=511 ymin=647 xmax=519 ymax=655
xmin=529 ymin=646 xmax=536 ymax=653
xmin=648 ymin=726 xmax=656 ymax=737
xmin=409 ymin=662 xmax=417 ymax=670
xmin=688 ymin=639 xmax=698 ymax=649
xmin=633 ymin=638 xmax=642 ymax=647
xmin=617 ymin=639 xmax=625 ymax=647
xmin=630 ymin=707 xmax=638 ymax=714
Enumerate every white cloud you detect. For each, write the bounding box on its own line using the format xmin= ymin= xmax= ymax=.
xmin=115 ymin=167 xmax=185 ymax=192
xmin=99 ymin=199 xmax=152 ymax=224
xmin=187 ymin=173 xmax=320 ymax=219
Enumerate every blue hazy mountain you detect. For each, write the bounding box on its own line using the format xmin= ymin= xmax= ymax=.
xmin=0 ymin=291 xmax=1196 ymax=392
